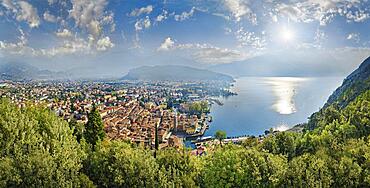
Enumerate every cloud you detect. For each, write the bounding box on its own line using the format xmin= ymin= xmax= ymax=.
xmin=43 ymin=11 xmax=57 ymax=22
xmin=55 ymin=29 xmax=73 ymax=38
xmin=345 ymin=10 xmax=370 ymax=22
xmin=1 ymin=0 xmax=17 ymax=12
xmin=158 ymin=37 xmax=175 ymax=51
xmin=155 ymin=10 xmax=168 ymax=23
xmin=174 ymin=7 xmax=195 ymax=21
xmin=133 ymin=16 xmax=151 ymax=48
xmin=157 ymin=37 xmax=251 ymax=64
xmin=135 ymin=16 xmax=151 ymax=31
xmin=130 ymin=5 xmax=153 ymax=17
xmin=69 ymin=0 xmax=114 ymax=38
xmin=234 ymin=27 xmax=266 ymax=49
xmin=193 ymin=47 xmax=249 ymax=64
xmin=272 ymin=0 xmax=369 ymax=26
xmin=16 ymin=1 xmax=40 ymax=28
xmin=96 ymin=36 xmax=114 ymax=51
xmin=313 ymin=29 xmax=327 ymax=48
xmin=224 ymin=0 xmax=257 ymax=24
xmin=0 ymin=26 xmax=114 ymax=57
xmin=347 ymin=33 xmax=360 ymax=43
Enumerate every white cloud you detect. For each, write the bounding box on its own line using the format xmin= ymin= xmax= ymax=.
xmin=346 ymin=10 xmax=370 ymax=22
xmin=135 ymin=16 xmax=151 ymax=31
xmin=193 ymin=47 xmax=249 ymax=64
xmin=155 ymin=10 xmax=168 ymax=22
xmin=130 ymin=5 xmax=153 ymax=17
xmin=347 ymin=33 xmax=360 ymax=43
xmin=96 ymin=36 xmax=114 ymax=51
xmin=313 ymin=29 xmax=327 ymax=48
xmin=224 ymin=0 xmax=257 ymax=24
xmin=272 ymin=0 xmax=369 ymax=26
xmin=69 ymin=0 xmax=113 ymax=38
xmin=43 ymin=11 xmax=57 ymax=22
xmin=234 ymin=27 xmax=266 ymax=49
xmin=157 ymin=37 xmax=252 ymax=64
xmin=158 ymin=37 xmax=175 ymax=51
xmin=0 ymin=27 xmax=115 ymax=56
xmin=16 ymin=1 xmax=40 ymax=28
xmin=55 ymin=29 xmax=73 ymax=38
xmin=1 ymin=0 xmax=17 ymax=12
xmin=102 ymin=12 xmax=115 ymax=32
xmin=174 ymin=7 xmax=195 ymax=21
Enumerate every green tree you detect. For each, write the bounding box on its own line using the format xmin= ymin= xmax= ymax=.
xmin=83 ymin=141 xmax=160 ymax=188
xmin=85 ymin=106 xmax=105 ymax=147
xmin=69 ymin=118 xmax=85 ymax=142
xmin=154 ymin=121 xmax=159 ymax=158
xmin=0 ymin=99 xmax=93 ymax=187
xmin=202 ymin=146 xmax=287 ymax=187
xmin=214 ymin=130 xmax=227 ymax=147
xmin=287 ymin=152 xmax=333 ymax=187
xmin=156 ymin=148 xmax=204 ymax=187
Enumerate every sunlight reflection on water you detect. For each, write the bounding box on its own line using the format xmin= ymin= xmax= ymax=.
xmin=264 ymin=77 xmax=310 ymax=115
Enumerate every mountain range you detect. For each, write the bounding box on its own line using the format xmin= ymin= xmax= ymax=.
xmin=121 ymin=65 xmax=234 ymax=82
xmin=0 ymin=62 xmax=71 ymax=81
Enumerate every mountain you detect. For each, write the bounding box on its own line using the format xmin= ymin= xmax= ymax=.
xmin=209 ymin=51 xmax=366 ymax=77
xmin=121 ymin=65 xmax=234 ymax=82
xmin=325 ymin=56 xmax=370 ymax=108
xmin=0 ymin=62 xmax=38 ymax=81
xmin=304 ymin=56 xmax=370 ymax=130
xmin=0 ymin=62 xmax=70 ymax=81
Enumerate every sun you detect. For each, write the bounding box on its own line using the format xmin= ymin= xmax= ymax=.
xmin=280 ymin=27 xmax=294 ymax=42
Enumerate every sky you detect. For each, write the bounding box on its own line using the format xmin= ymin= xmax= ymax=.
xmin=0 ymin=0 xmax=370 ymax=77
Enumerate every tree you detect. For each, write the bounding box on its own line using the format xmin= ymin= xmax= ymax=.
xmin=154 ymin=120 xmax=159 ymax=158
xmin=202 ymin=146 xmax=288 ymax=187
xmin=156 ymin=148 xmax=204 ymax=187
xmin=69 ymin=118 xmax=85 ymax=142
xmin=85 ymin=106 xmax=105 ymax=147
xmin=0 ymin=99 xmax=93 ymax=187
xmin=214 ymin=130 xmax=227 ymax=147
xmin=83 ymin=141 xmax=160 ymax=188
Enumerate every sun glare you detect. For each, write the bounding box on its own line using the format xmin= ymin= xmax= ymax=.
xmin=281 ymin=27 xmax=294 ymax=42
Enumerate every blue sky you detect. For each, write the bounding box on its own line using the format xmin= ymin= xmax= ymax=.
xmin=0 ymin=0 xmax=370 ymax=77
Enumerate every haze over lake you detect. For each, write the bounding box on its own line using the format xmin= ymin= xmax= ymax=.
xmin=206 ymin=77 xmax=344 ymax=137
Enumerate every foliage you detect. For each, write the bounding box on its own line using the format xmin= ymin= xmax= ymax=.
xmin=69 ymin=118 xmax=85 ymax=142
xmin=214 ymin=130 xmax=227 ymax=146
xmin=83 ymin=141 xmax=160 ymax=188
xmin=189 ymin=101 xmax=210 ymax=115
xmin=0 ymin=99 xmax=93 ymax=187
xmin=202 ymin=145 xmax=288 ymax=187
xmin=156 ymin=148 xmax=204 ymax=187
xmin=85 ymin=106 xmax=105 ymax=146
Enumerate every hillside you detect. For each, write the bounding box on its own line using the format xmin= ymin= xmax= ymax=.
xmin=121 ymin=65 xmax=234 ymax=82
xmin=306 ymin=56 xmax=370 ymax=130
xmin=325 ymin=56 xmax=370 ymax=108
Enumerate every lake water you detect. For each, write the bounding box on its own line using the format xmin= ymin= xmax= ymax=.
xmin=205 ymin=77 xmax=344 ymax=137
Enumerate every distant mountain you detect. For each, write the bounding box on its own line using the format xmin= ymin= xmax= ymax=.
xmin=121 ymin=65 xmax=234 ymax=82
xmin=325 ymin=56 xmax=370 ymax=108
xmin=0 ymin=62 xmax=70 ymax=81
xmin=210 ymin=52 xmax=364 ymax=77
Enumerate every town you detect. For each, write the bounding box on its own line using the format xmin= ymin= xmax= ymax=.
xmin=0 ymin=80 xmax=236 ymax=149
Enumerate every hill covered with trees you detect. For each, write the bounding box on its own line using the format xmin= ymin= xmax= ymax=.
xmin=0 ymin=57 xmax=369 ymax=187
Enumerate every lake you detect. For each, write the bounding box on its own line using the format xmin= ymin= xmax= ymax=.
xmin=205 ymin=77 xmax=344 ymax=137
